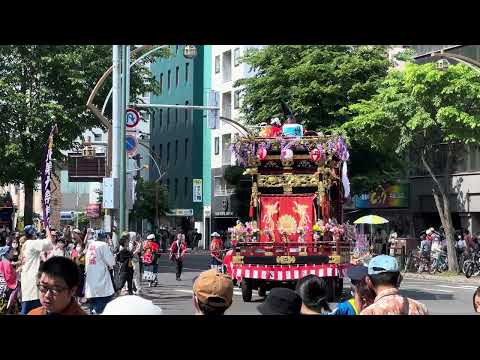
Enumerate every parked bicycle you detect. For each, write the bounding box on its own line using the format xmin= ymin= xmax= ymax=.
xmin=464 ymin=250 xmax=480 ymax=278
xmin=430 ymin=250 xmax=448 ymax=274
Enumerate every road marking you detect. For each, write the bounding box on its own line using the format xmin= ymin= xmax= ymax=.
xmin=402 ymin=286 xmax=452 ymax=293
xmin=435 ymin=284 xmax=478 ymax=290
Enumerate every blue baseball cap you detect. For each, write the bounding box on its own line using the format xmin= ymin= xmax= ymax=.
xmin=346 ymin=265 xmax=368 ymax=281
xmin=367 ymin=255 xmax=399 ymax=275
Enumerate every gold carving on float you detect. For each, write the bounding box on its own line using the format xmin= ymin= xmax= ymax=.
xmin=277 ymin=215 xmax=297 ymax=235
xmin=232 ymin=256 xmax=244 ymax=264
xmin=329 ymin=255 xmax=341 ymax=264
xmin=264 ymin=252 xmax=273 ymax=256
xmin=276 ymin=256 xmax=296 ymax=265
xmin=299 ymin=252 xmax=308 ymax=256
xmin=257 ymin=174 xmax=321 ymax=188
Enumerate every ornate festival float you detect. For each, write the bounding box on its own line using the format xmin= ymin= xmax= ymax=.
xmin=223 ymin=104 xmax=353 ymax=302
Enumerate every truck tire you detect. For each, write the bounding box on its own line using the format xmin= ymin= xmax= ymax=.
xmin=327 ymin=278 xmax=336 ymax=302
xmin=241 ymin=279 xmax=253 ymax=302
xmin=335 ymin=278 xmax=343 ymax=298
xmin=257 ymin=284 xmax=267 ymax=297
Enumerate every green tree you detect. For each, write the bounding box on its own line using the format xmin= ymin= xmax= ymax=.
xmin=0 ymin=45 xmax=165 ymax=225
xmin=129 ymin=178 xmax=169 ymax=229
xmin=345 ymin=62 xmax=480 ymax=272
xmin=235 ymin=45 xmax=403 ymax=193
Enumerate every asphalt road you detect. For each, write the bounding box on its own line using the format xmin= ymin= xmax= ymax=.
xmin=139 ymin=254 xmax=478 ymax=315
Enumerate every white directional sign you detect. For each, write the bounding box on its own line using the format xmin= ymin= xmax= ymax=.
xmin=126 ymin=108 xmax=141 ymax=128
xmin=207 ymin=90 xmax=220 ymax=129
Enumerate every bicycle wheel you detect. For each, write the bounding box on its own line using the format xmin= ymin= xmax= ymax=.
xmin=404 ymin=252 xmax=413 ymax=272
xmin=465 ymin=262 xmax=475 ymax=278
xmin=430 ymin=259 xmax=438 ymax=274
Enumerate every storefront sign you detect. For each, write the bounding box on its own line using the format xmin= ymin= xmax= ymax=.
xmin=86 ymin=204 xmax=101 ymax=218
xmin=355 ymin=183 xmax=409 ymax=209
xmin=193 ymin=179 xmax=202 ymax=202
xmin=166 ymin=209 xmax=194 ymax=217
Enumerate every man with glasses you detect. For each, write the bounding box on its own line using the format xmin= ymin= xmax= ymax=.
xmin=28 ymin=256 xmax=86 ymax=315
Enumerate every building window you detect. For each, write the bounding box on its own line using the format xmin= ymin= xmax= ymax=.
xmin=214 ymin=176 xmax=235 ymax=196
xmin=159 ymin=109 xmax=163 ymax=128
xmin=214 ymin=137 xmax=219 ymax=155
xmin=222 ymin=92 xmax=232 ymax=119
xmin=167 ymin=70 xmax=171 ymax=90
xmin=167 ymin=142 xmax=170 ymax=165
xmin=184 ymin=177 xmax=188 ymax=198
xmin=174 ymin=178 xmax=178 ymax=199
xmin=234 ymin=47 xmax=240 ymax=66
xmin=185 ymin=101 xmax=189 ymax=127
xmin=215 ymin=55 xmax=220 ymax=73
xmin=234 ymin=90 xmax=240 ymax=109
xmin=175 ymin=106 xmax=178 ymax=127
xmin=93 ymin=133 xmax=102 ymax=142
xmin=159 ymin=73 xmax=163 ymax=94
xmin=222 ymin=50 xmax=232 ymax=83
xmin=176 ymin=66 xmax=179 ymax=87
xmin=167 ymin=109 xmax=170 ymax=129
xmin=184 ymin=138 xmax=188 ymax=160
xmin=222 ymin=134 xmax=232 ymax=166
xmin=175 ymin=140 xmax=178 ymax=163
xmin=185 ymin=63 xmax=189 ymax=82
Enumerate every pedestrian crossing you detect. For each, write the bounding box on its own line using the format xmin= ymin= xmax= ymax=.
xmin=400 ymin=280 xmax=478 ymax=294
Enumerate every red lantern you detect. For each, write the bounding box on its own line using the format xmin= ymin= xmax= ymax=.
xmin=257 ymin=147 xmax=267 ymax=160
xmin=309 ymin=148 xmax=323 ymax=163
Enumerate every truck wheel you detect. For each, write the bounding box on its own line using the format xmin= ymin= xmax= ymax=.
xmin=335 ymin=278 xmax=343 ymax=298
xmin=327 ymin=278 xmax=336 ymax=302
xmin=241 ymin=279 xmax=253 ymax=302
xmin=257 ymin=285 xmax=267 ymax=298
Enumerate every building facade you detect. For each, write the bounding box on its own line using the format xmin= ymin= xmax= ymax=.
xmin=210 ymin=45 xmax=263 ymax=237
xmin=149 ymin=45 xmax=211 ymax=244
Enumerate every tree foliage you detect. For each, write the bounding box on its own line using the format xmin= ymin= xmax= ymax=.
xmin=345 ymin=62 xmax=480 ymax=271
xmin=129 ymin=178 xmax=169 ymax=228
xmin=0 ymin=45 xmax=165 ymax=223
xmin=235 ymin=45 xmax=402 ymax=193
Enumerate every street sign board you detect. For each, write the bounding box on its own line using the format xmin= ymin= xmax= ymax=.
xmin=207 ymin=90 xmax=220 ymax=129
xmin=126 ymin=135 xmax=138 ymax=156
xmin=193 ymin=179 xmax=202 ymax=202
xmin=86 ymin=204 xmax=101 ymax=218
xmin=126 ymin=108 xmax=141 ymax=128
xmin=102 ymin=177 xmax=119 ymax=209
xmin=60 ymin=211 xmax=75 ymax=221
xmin=166 ymin=209 xmax=194 ymax=217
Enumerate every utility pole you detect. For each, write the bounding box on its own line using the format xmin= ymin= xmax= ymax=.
xmin=111 ymin=45 xmax=122 ymax=249
xmin=119 ymin=45 xmax=128 ymax=234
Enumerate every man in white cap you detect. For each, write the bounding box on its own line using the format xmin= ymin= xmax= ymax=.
xmin=210 ymin=232 xmax=223 ymax=272
xmin=102 ymin=295 xmax=163 ymax=315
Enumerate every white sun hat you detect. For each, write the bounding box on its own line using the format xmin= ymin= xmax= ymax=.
xmin=102 ymin=295 xmax=163 ymax=315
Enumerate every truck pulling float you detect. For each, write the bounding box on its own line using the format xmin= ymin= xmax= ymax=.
xmin=222 ymin=118 xmax=353 ymax=303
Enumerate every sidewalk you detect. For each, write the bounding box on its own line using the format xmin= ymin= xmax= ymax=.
xmin=403 ymin=271 xmax=480 ymax=285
